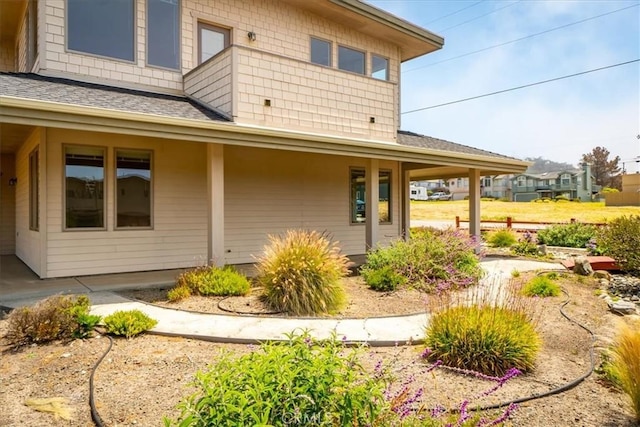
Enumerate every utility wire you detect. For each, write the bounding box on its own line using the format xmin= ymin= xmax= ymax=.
xmin=437 ymin=0 xmax=523 ymax=32
xmin=402 ymin=59 xmax=640 ymax=115
xmin=404 ymin=3 xmax=640 ymax=73
xmin=424 ymin=0 xmax=484 ymax=25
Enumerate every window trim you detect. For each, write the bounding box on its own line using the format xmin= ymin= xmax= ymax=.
xmin=146 ymin=0 xmax=181 ymax=71
xmin=197 ymin=21 xmax=231 ymax=65
xmin=349 ymin=168 xmax=392 ymax=225
xmin=371 ymin=53 xmax=389 ymax=81
xmin=29 ymin=147 xmax=39 ymax=231
xmin=26 ymin=0 xmax=38 ymax=71
xmin=114 ymin=148 xmax=154 ymax=230
xmin=338 ymin=44 xmax=366 ymax=75
xmin=310 ymin=36 xmax=332 ymax=67
xmin=63 ymin=144 xmax=107 ymax=231
xmin=65 ymin=0 xmax=137 ymax=64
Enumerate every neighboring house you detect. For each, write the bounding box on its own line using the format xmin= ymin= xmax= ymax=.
xmin=510 ymin=163 xmax=597 ymax=202
xmin=0 ymin=0 xmax=528 ymax=278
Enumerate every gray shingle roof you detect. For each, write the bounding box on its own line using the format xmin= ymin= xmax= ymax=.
xmin=397 ymin=130 xmax=518 ymax=160
xmin=0 ymin=72 xmax=227 ymax=122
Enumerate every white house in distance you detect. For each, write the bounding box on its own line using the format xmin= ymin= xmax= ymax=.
xmin=0 ymin=0 xmax=528 ymax=279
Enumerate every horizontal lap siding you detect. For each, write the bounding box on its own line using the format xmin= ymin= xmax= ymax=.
xmin=224 ymin=146 xmax=400 ymax=264
xmin=45 ymin=130 xmax=208 ymax=278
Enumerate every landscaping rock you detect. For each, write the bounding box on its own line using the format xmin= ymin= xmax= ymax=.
xmin=608 ymin=300 xmax=637 ymax=315
xmin=593 ymin=270 xmax=611 ymax=280
xmin=573 ymin=256 xmax=593 ymax=276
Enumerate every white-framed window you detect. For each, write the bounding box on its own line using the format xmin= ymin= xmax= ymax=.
xmin=483 ymin=177 xmax=492 ymax=188
xmin=371 ymin=54 xmax=388 ymax=80
xmin=350 ymin=169 xmax=391 ymax=224
xmin=310 ymin=37 xmax=331 ymax=67
xmin=26 ymin=0 xmax=38 ymax=71
xmin=147 ymin=0 xmax=180 ymax=70
xmin=64 ymin=145 xmax=106 ymax=229
xmin=561 ymin=174 xmax=571 ymax=186
xmin=338 ymin=45 xmax=365 ymax=75
xmin=116 ymin=150 xmax=152 ymax=228
xmin=198 ymin=22 xmax=230 ymax=64
xmin=29 ymin=147 xmax=39 ymax=231
xmin=67 ymin=0 xmax=135 ymax=62
xmin=517 ymin=176 xmax=526 ymax=187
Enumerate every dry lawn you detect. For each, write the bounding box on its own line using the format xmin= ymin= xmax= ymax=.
xmin=411 ymin=200 xmax=640 ymax=223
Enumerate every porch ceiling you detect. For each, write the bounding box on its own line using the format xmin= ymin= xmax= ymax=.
xmin=0 ymin=123 xmax=34 ymax=153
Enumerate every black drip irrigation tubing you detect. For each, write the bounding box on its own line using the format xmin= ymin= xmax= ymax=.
xmin=453 ymin=271 xmax=597 ymax=413
xmin=89 ymin=333 xmax=113 ymax=427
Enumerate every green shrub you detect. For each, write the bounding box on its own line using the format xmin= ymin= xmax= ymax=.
xmin=609 ymin=321 xmax=640 ymax=421
xmin=362 ymin=228 xmax=482 ymax=293
xmin=167 ymin=284 xmax=191 ymax=302
xmin=597 ymin=351 xmax=623 ymax=389
xmin=362 ymin=265 xmax=406 ymax=292
xmin=595 ymin=215 xmax=640 ymax=273
xmin=511 ymin=232 xmax=540 ymax=257
xmin=4 ymin=295 xmax=101 ymax=345
xmin=166 ymin=332 xmax=391 ymax=426
xmin=424 ymin=298 xmax=540 ymax=376
xmin=256 ymin=230 xmax=349 ymax=315
xmin=175 ymin=265 xmax=250 ymax=297
xmin=522 ymin=276 xmax=561 ymax=297
xmin=103 ymin=310 xmax=157 ymax=338
xmin=536 ymin=222 xmax=597 ymax=248
xmin=486 ymin=228 xmax=518 ymax=248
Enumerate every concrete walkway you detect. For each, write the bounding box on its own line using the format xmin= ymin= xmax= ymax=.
xmin=2 ymin=257 xmax=565 ymax=346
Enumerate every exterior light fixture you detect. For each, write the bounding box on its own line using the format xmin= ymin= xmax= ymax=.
xmin=248 ymin=31 xmax=256 ymax=41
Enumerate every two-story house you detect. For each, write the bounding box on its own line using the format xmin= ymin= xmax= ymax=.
xmin=510 ymin=163 xmax=597 ymax=202
xmin=0 ymin=0 xmax=528 ymax=279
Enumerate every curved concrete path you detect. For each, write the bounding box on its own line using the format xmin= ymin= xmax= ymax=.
xmin=89 ymin=258 xmax=565 ymax=346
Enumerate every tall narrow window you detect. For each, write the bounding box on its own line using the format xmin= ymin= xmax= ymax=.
xmin=198 ymin=22 xmax=229 ymax=64
xmin=116 ymin=150 xmax=152 ymax=228
xmin=371 ymin=55 xmax=388 ymax=80
xmin=148 ymin=0 xmax=180 ymax=69
xmin=67 ymin=0 xmax=135 ymax=61
xmin=65 ymin=146 xmax=105 ymax=229
xmin=310 ymin=37 xmax=331 ymax=66
xmin=27 ymin=0 xmax=38 ymax=71
xmin=29 ymin=148 xmax=39 ymax=231
xmin=338 ymin=46 xmax=365 ymax=74
xmin=350 ymin=169 xmax=391 ymax=224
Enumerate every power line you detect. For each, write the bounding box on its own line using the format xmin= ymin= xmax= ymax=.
xmin=437 ymin=0 xmax=523 ymax=32
xmin=401 ymin=59 xmax=640 ymax=115
xmin=404 ymin=3 xmax=640 ymax=73
xmin=425 ymin=1 xmax=484 ymax=25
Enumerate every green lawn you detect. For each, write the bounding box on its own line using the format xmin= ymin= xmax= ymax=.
xmin=411 ymin=200 xmax=640 ymax=223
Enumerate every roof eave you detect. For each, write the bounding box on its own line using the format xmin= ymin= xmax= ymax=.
xmin=0 ymin=95 xmax=527 ymax=173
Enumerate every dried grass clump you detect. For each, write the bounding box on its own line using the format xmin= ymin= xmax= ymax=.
xmin=609 ymin=321 xmax=640 ymax=421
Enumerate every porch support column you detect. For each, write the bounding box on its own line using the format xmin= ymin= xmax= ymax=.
xmin=400 ymin=164 xmax=411 ymax=240
xmin=365 ymin=159 xmax=379 ymax=250
xmin=468 ymin=168 xmax=481 ymax=243
xmin=207 ymin=144 xmax=225 ymax=266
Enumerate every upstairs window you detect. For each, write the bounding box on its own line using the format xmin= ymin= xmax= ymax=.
xmin=517 ymin=176 xmax=526 ymax=187
xmin=67 ymin=0 xmax=135 ymax=62
xmin=338 ymin=45 xmax=365 ymax=75
xmin=310 ymin=37 xmax=331 ymax=66
xmin=371 ymin=54 xmax=388 ymax=80
xmin=561 ymin=174 xmax=571 ymax=186
xmin=198 ymin=22 xmax=229 ymax=64
xmin=65 ymin=146 xmax=105 ymax=229
xmin=148 ymin=0 xmax=180 ymax=70
xmin=26 ymin=0 xmax=38 ymax=71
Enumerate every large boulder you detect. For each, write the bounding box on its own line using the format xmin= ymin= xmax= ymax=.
xmin=608 ymin=300 xmax=637 ymax=316
xmin=573 ymin=256 xmax=593 ymax=276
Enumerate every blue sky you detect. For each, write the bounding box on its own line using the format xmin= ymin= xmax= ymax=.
xmin=367 ymin=0 xmax=640 ymax=172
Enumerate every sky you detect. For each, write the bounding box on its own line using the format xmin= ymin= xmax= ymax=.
xmin=367 ymin=0 xmax=640 ymax=172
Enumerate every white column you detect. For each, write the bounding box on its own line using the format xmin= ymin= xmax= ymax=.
xmin=365 ymin=159 xmax=379 ymax=250
xmin=207 ymin=144 xmax=225 ymax=266
xmin=468 ymin=168 xmax=481 ymax=242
